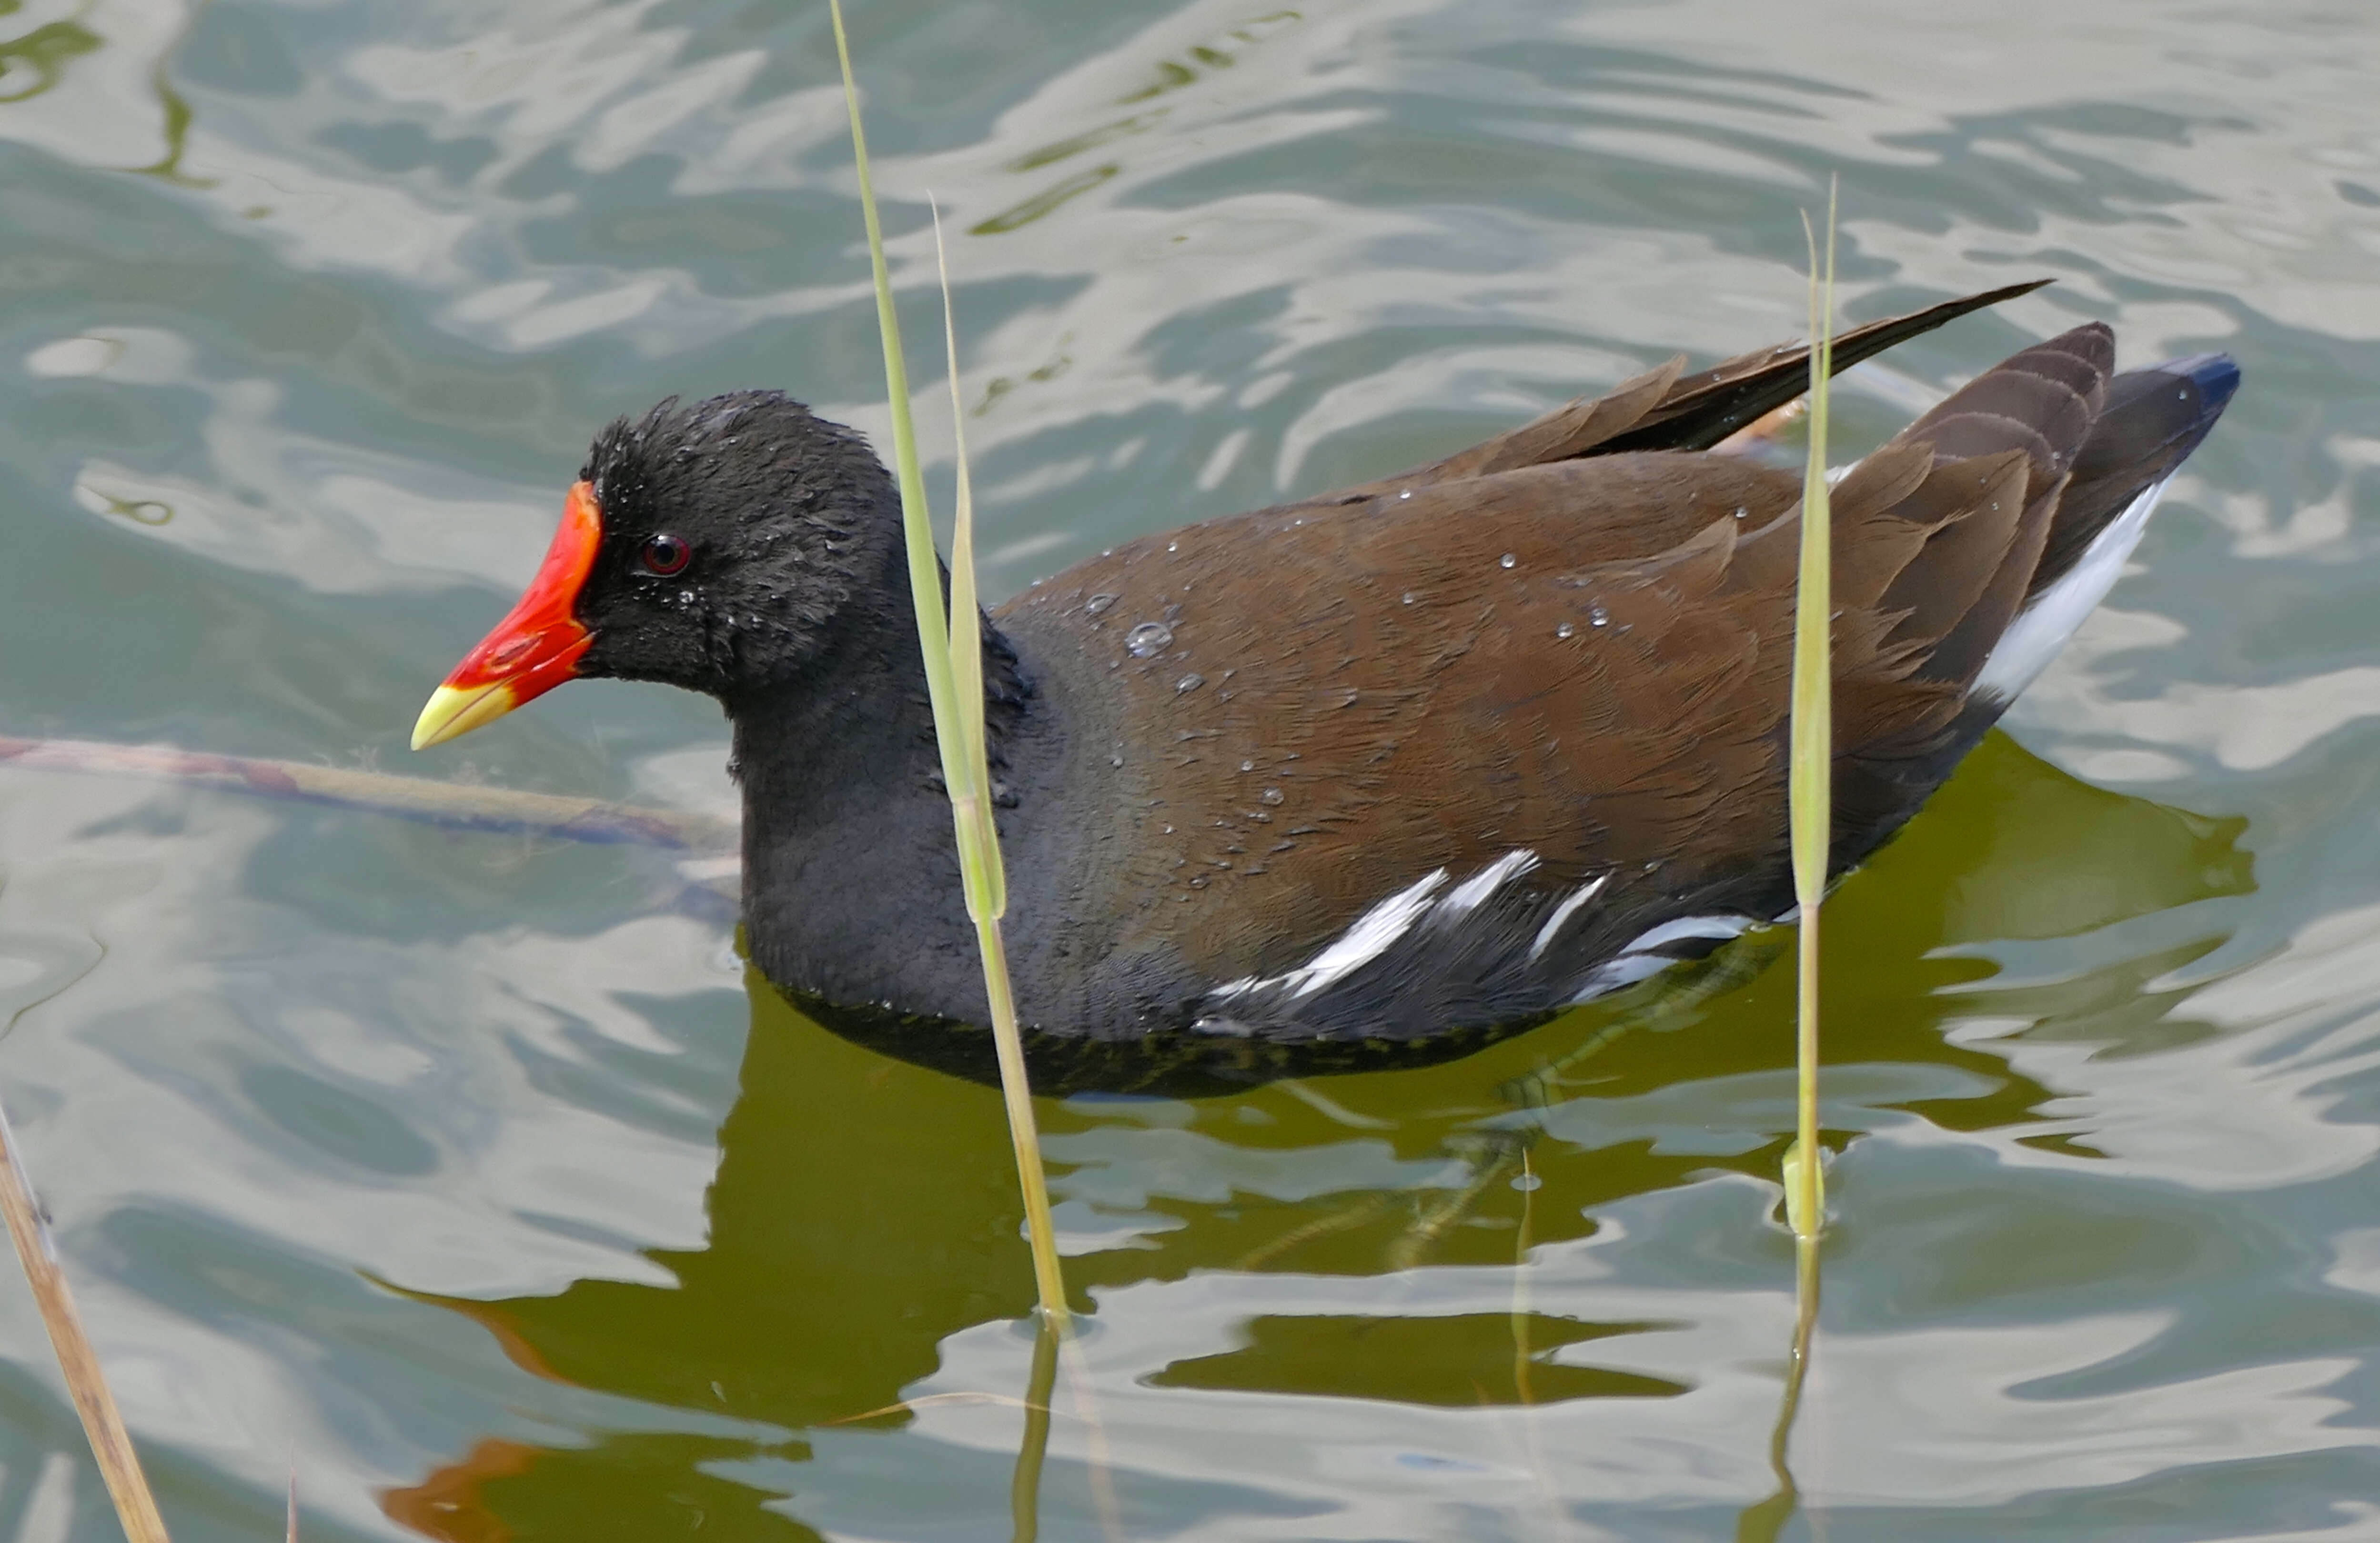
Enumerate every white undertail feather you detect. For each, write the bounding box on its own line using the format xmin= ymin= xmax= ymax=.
xmin=1973 ymin=475 xmax=2174 ymax=702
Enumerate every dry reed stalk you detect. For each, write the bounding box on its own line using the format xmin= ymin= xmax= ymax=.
xmin=0 ymin=1094 xmax=171 ymax=1542
xmin=0 ymin=736 xmax=733 ymax=853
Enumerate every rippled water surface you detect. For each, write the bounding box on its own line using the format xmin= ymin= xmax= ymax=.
xmin=0 ymin=0 xmax=2375 ymax=1537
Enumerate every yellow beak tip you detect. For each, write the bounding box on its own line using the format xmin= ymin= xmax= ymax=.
xmin=411 ymin=683 xmax=514 ymax=751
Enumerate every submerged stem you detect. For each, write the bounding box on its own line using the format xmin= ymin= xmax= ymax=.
xmin=1736 ymin=1233 xmax=1822 ymax=1542
xmin=1009 ymin=1314 xmax=1061 ymax=1543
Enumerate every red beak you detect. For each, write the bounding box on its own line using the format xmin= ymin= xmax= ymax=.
xmin=411 ymin=481 xmax=601 ymax=750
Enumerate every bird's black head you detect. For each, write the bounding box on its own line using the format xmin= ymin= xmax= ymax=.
xmin=411 ymin=391 xmax=900 ymax=749
xmin=575 ymin=391 xmax=900 ymax=695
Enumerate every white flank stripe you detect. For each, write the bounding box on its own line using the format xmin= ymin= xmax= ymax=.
xmin=1529 ymin=873 xmax=1610 ymax=960
xmin=1211 ymin=854 xmax=1547 ymax=1009
xmin=1615 ymin=913 xmax=1751 ymax=955
xmin=1563 ymin=912 xmax=1752 ymax=1003
xmin=1209 ymin=868 xmax=1453 ymax=1006
xmin=1286 ymin=868 xmax=1449 ymax=997
xmin=1440 ymin=850 xmax=1539 ymax=916
xmin=1975 ymin=475 xmax=2172 ymax=702
xmin=1567 ymin=952 xmax=1674 ymax=1003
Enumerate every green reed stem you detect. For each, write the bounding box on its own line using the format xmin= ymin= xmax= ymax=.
xmin=935 ymin=201 xmax=1006 ymax=923
xmin=828 ymin=0 xmax=1068 ymax=1325
xmin=1785 ymin=184 xmax=1838 ymax=1243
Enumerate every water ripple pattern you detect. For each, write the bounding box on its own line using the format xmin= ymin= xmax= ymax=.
xmin=0 ymin=0 xmax=2372 ymax=1539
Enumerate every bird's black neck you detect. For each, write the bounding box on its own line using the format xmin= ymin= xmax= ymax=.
xmin=726 ymin=559 xmax=1035 ymax=1022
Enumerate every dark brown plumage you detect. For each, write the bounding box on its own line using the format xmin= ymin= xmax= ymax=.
xmin=414 ymin=283 xmax=2239 ymax=1092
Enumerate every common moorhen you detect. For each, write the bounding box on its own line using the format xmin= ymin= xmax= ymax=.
xmin=413 ymin=281 xmax=2239 ymax=1090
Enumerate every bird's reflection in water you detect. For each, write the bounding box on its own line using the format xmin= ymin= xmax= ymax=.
xmin=383 ymin=733 xmax=2252 ymax=1543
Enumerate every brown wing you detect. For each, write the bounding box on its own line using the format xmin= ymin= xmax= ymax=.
xmin=993 ymin=320 xmax=2157 ymax=1042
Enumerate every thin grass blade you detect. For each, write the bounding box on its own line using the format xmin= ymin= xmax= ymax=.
xmin=828 ymin=0 xmax=1065 ymax=1325
xmin=1784 ymin=183 xmax=1837 ymax=1242
xmin=932 ymin=198 xmax=1006 ymax=922
xmin=826 ymin=0 xmax=964 ymax=796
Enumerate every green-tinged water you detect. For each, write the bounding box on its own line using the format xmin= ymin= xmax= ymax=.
xmin=0 ymin=0 xmax=2372 ymax=1538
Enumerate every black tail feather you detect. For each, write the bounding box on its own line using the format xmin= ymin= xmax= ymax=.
xmin=2032 ymin=351 xmax=2241 ymax=595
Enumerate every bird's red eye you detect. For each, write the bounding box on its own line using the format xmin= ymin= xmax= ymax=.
xmin=639 ymin=534 xmax=692 ymax=577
